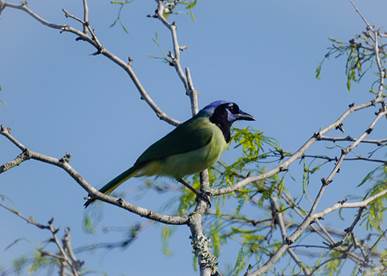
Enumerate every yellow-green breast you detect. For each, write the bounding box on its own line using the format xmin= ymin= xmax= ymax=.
xmin=136 ymin=117 xmax=228 ymax=178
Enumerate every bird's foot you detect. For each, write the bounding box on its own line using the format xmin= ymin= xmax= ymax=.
xmin=196 ymin=191 xmax=212 ymax=208
xmin=176 ymin=178 xmax=212 ymax=207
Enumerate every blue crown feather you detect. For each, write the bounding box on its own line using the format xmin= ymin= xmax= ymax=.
xmin=200 ymin=100 xmax=230 ymax=115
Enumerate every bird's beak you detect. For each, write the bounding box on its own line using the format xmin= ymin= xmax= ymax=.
xmin=236 ymin=110 xmax=255 ymax=121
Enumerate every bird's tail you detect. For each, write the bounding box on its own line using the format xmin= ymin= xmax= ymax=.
xmin=84 ymin=166 xmax=137 ymax=208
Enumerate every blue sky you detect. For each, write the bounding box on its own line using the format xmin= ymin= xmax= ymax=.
xmin=1 ymin=0 xmax=386 ymax=275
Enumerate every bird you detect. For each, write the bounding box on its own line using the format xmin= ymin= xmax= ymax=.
xmin=84 ymin=100 xmax=254 ymax=207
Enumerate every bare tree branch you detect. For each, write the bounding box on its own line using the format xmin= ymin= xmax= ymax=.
xmin=302 ymin=154 xmax=386 ymax=164
xmin=156 ymin=1 xmax=187 ymax=90
xmin=0 ymin=202 xmax=82 ymax=275
xmin=154 ymin=0 xmax=199 ymax=116
xmin=349 ymin=1 xmax=386 ymax=112
xmin=271 ymin=197 xmax=311 ymax=275
xmin=246 ymin=108 xmax=387 ymax=274
xmin=0 ymin=0 xmax=180 ymax=126
xmin=281 ymin=191 xmax=373 ymax=266
xmin=247 ymin=187 xmax=386 ymax=275
xmin=211 ymin=97 xmax=384 ymax=195
xmin=188 ymin=172 xmax=219 ymax=276
xmin=1 ymin=1 xmax=385 ymax=275
xmin=319 ymin=136 xmax=387 ymax=146
xmin=253 ymin=191 xmax=384 ymax=274
xmin=151 ymin=3 xmax=216 ymax=275
xmin=81 ymin=0 xmax=89 ymax=34
xmin=0 ymin=125 xmax=188 ymax=225
xmin=349 ymin=0 xmax=373 ymax=30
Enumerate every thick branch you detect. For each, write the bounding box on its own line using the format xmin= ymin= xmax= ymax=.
xmin=153 ymin=4 xmax=213 ymax=275
xmin=187 ymin=171 xmax=218 ymax=276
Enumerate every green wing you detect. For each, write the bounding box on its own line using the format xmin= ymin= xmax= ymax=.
xmin=133 ymin=115 xmax=213 ymax=168
xmin=84 ymin=115 xmax=215 ymax=207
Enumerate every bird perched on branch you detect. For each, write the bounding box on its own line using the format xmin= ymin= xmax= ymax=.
xmin=84 ymin=100 xmax=254 ymax=207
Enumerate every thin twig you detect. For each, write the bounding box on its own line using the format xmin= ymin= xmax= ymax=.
xmin=348 ymin=0 xmax=373 ymax=30
xmin=82 ymin=0 xmax=89 ymax=34
xmin=154 ymin=1 xmax=199 ymax=117
xmin=0 ymin=202 xmax=81 ymax=275
xmin=0 ymin=202 xmax=49 ymax=230
xmin=319 ymin=136 xmax=387 ymax=146
xmin=186 ymin=67 xmax=199 ymax=115
xmin=247 ymin=110 xmax=386 ymax=274
xmin=247 ymin=188 xmax=386 ymax=275
xmin=271 ymin=197 xmax=311 ymax=275
xmin=302 ymin=154 xmax=386 ymax=164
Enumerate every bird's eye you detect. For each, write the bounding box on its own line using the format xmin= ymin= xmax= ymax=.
xmin=227 ymin=103 xmax=239 ymax=113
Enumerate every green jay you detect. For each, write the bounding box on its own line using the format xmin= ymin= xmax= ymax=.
xmin=84 ymin=100 xmax=254 ymax=207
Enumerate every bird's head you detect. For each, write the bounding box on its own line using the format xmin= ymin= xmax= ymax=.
xmin=200 ymin=100 xmax=255 ymax=124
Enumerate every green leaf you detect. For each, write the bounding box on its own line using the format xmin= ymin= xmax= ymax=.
xmin=357 ymin=166 xmax=381 ymax=187
xmin=29 ymin=250 xmax=50 ymax=273
xmin=242 ymin=234 xmax=264 ymax=242
xmin=328 ymin=37 xmax=344 ymax=45
xmin=232 ymin=247 xmax=246 ymax=275
xmin=120 ymin=22 xmax=128 ymax=33
xmin=278 ymin=177 xmax=285 ymax=196
xmin=185 ymin=0 xmax=198 ymax=10
xmin=177 ymin=179 xmax=197 ymax=214
xmin=346 ymin=77 xmax=352 ymax=91
xmin=325 ymin=251 xmax=342 ymax=276
xmin=82 ymin=214 xmax=96 ymax=234
xmin=310 ymin=165 xmax=321 ymax=174
xmin=13 ymin=255 xmax=28 ymax=274
xmin=110 ymin=0 xmax=132 ymax=33
xmin=152 ymin=32 xmax=160 ymax=47
xmin=302 ymin=162 xmax=309 ymax=194
xmin=193 ymin=254 xmax=198 ymax=271
xmin=210 ymin=224 xmax=220 ymax=257
xmin=315 ymin=63 xmax=322 ymax=79
xmin=161 ymin=226 xmax=172 ymax=256
xmin=381 ymin=250 xmax=387 ymax=267
xmin=367 ymin=183 xmax=386 ymax=232
xmin=188 ymin=10 xmax=196 ymax=22
xmin=361 ymin=165 xmax=387 ymax=232
xmin=215 ymin=202 xmax=221 ymax=217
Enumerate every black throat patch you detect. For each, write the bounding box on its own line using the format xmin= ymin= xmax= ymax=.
xmin=209 ymin=105 xmax=232 ymax=143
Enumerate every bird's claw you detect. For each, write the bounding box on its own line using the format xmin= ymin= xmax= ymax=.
xmin=196 ymin=191 xmax=212 ymax=207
